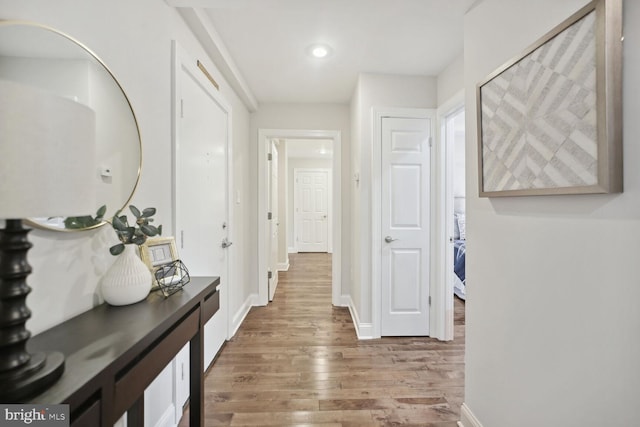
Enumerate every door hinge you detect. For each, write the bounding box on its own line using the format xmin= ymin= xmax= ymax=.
xmin=429 ymin=295 xmax=432 ymax=306
xmin=428 ymin=136 xmax=433 ymax=148
xmin=267 ymin=153 xmax=272 ymax=161
xmin=180 ymin=230 xmax=184 ymax=249
xmin=267 ymin=211 xmax=272 ymax=220
xmin=267 ymin=270 xmax=273 ymax=279
xmin=180 ymin=98 xmax=184 ymax=118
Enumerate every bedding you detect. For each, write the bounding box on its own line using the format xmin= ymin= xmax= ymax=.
xmin=453 ymin=239 xmax=466 ymax=300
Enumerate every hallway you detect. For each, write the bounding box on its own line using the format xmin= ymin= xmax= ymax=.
xmin=195 ymin=253 xmax=465 ymax=426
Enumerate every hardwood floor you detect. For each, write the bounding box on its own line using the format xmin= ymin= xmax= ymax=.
xmin=182 ymin=253 xmax=465 ymax=426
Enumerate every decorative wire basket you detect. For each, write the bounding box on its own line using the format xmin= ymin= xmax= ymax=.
xmin=153 ymin=259 xmax=190 ymax=297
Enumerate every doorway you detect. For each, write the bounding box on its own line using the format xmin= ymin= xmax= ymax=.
xmin=257 ymin=129 xmax=342 ymax=307
xmin=172 ymin=41 xmax=233 ymax=416
xmin=294 ymin=168 xmax=331 ymax=253
xmin=379 ymin=115 xmax=433 ymax=336
xmin=436 ymin=90 xmax=465 ymax=341
xmin=371 ymin=108 xmax=436 ymax=338
xmin=445 ymin=105 xmax=466 ymax=324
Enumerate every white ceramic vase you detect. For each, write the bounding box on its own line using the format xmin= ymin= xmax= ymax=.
xmin=101 ymin=244 xmax=152 ymax=306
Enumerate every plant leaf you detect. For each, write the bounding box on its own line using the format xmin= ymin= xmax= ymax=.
xmin=141 ymin=207 xmax=156 ymax=218
xmin=130 ymin=205 xmax=141 ymax=218
xmin=140 ymin=224 xmax=158 ymax=236
xmin=96 ymin=205 xmax=107 ymax=217
xmin=110 ymin=243 xmax=125 ymax=256
xmin=140 ymin=224 xmax=156 ymax=236
xmin=158 ymin=225 xmax=163 ymax=236
xmin=131 ymin=235 xmax=146 ymax=245
xmin=112 ymin=215 xmax=128 ymax=231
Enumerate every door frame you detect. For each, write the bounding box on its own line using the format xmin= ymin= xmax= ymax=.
xmin=172 ymin=43 xmax=233 ymax=337
xmin=371 ymin=107 xmax=436 ymax=339
xmin=258 ymin=129 xmax=342 ymax=306
xmin=293 ymin=168 xmax=332 ymax=253
xmin=436 ymin=90 xmax=465 ymax=341
xmin=267 ymin=140 xmax=279 ymax=301
xmin=171 ymin=41 xmax=234 ymax=415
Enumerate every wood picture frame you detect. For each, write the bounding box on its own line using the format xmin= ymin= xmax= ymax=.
xmin=477 ymin=0 xmax=622 ymax=197
xmin=140 ymin=236 xmax=179 ymax=269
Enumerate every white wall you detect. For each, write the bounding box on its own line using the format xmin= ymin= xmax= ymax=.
xmin=287 ymin=157 xmax=333 ymax=251
xmin=437 ymin=53 xmax=464 ymax=107
xmin=0 ymin=1 xmax=252 ymax=425
xmin=463 ymin=1 xmax=640 ymax=426
xmin=251 ymin=103 xmax=351 ymax=294
xmin=349 ymin=73 xmax=438 ymax=329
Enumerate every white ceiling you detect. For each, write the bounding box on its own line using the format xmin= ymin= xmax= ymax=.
xmin=171 ymin=0 xmax=478 ymax=106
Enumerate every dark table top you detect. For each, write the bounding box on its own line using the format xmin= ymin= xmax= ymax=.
xmin=26 ymin=276 xmax=219 ymax=405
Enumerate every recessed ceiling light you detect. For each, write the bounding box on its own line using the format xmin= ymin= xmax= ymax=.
xmin=308 ymin=44 xmax=332 ymax=59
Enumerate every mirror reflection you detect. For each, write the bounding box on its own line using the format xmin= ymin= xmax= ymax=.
xmin=0 ymin=21 xmax=141 ymax=231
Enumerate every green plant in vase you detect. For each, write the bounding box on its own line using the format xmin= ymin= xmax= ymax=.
xmin=109 ymin=205 xmax=162 ymax=255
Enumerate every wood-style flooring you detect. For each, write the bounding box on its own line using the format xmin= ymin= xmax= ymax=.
xmin=181 ymin=253 xmax=465 ymax=426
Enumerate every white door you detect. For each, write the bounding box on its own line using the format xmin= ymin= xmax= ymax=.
xmin=380 ymin=117 xmax=431 ymax=336
xmin=295 ymin=169 xmax=329 ymax=252
xmin=268 ymin=141 xmax=279 ymax=300
xmin=174 ymin=43 xmax=230 ymax=375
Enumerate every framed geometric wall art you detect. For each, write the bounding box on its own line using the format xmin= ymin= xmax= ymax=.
xmin=477 ymin=0 xmax=622 ymax=197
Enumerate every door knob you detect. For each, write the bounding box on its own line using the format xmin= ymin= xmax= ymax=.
xmin=221 ymin=238 xmax=233 ymax=248
xmin=384 ymin=236 xmax=398 ymax=243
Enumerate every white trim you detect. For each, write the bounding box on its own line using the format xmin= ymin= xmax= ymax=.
xmin=459 ymin=403 xmax=484 ymax=427
xmin=434 ymin=90 xmax=465 ymax=341
xmin=339 ymin=295 xmax=350 ymax=307
xmin=371 ymin=107 xmax=437 ymax=339
xmin=288 ymin=246 xmax=297 ymax=254
xmin=277 ymin=261 xmax=290 ymax=271
xmin=152 ymin=404 xmax=176 ymax=427
xmin=171 ymin=7 xmax=258 ymax=112
xmin=258 ymin=129 xmax=342 ymax=307
xmin=230 ymin=293 xmax=257 ymax=337
xmin=347 ymin=296 xmax=374 ymax=339
xmin=172 ymin=41 xmax=234 ymax=344
xmin=293 ymin=168 xmax=332 ymax=253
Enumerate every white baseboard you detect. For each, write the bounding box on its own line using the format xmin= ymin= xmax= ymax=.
xmin=338 ymin=295 xmax=350 ymax=307
xmin=459 ymin=403 xmax=483 ymax=427
xmin=230 ymin=293 xmax=257 ymax=337
xmin=154 ymin=404 xmax=176 ymax=427
xmin=347 ymin=296 xmax=374 ymax=339
xmin=288 ymin=246 xmax=297 ymax=254
xmin=277 ymin=261 xmax=290 ymax=271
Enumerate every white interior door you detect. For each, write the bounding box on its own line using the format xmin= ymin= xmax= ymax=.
xmin=380 ymin=117 xmax=431 ymax=336
xmin=295 ymin=169 xmax=329 ymax=252
xmin=173 ymin=43 xmax=230 ymax=394
xmin=268 ymin=141 xmax=279 ymax=301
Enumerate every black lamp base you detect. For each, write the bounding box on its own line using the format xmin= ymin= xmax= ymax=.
xmin=0 ymin=351 xmax=64 ymax=402
xmin=0 ymin=219 xmax=65 ymax=402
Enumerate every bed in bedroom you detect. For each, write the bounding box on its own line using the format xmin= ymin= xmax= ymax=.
xmin=453 ymin=239 xmax=466 ymax=300
xmin=453 ymin=211 xmax=466 ymax=300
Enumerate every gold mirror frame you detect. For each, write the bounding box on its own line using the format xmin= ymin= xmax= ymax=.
xmin=0 ymin=20 xmax=142 ymax=231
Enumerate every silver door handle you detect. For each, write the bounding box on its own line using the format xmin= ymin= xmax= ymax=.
xmin=384 ymin=236 xmax=398 ymax=243
xmin=221 ymin=238 xmax=233 ymax=248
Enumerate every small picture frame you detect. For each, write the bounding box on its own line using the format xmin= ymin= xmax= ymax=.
xmin=140 ymin=237 xmax=178 ymax=269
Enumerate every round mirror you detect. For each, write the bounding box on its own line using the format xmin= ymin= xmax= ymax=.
xmin=0 ymin=21 xmax=141 ymax=231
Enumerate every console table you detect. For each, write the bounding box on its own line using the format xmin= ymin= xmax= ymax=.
xmin=25 ymin=276 xmax=220 ymax=427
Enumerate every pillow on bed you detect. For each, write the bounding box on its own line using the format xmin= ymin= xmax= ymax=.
xmin=453 ymin=214 xmax=460 ymax=239
xmin=457 ymin=213 xmax=466 ymax=240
